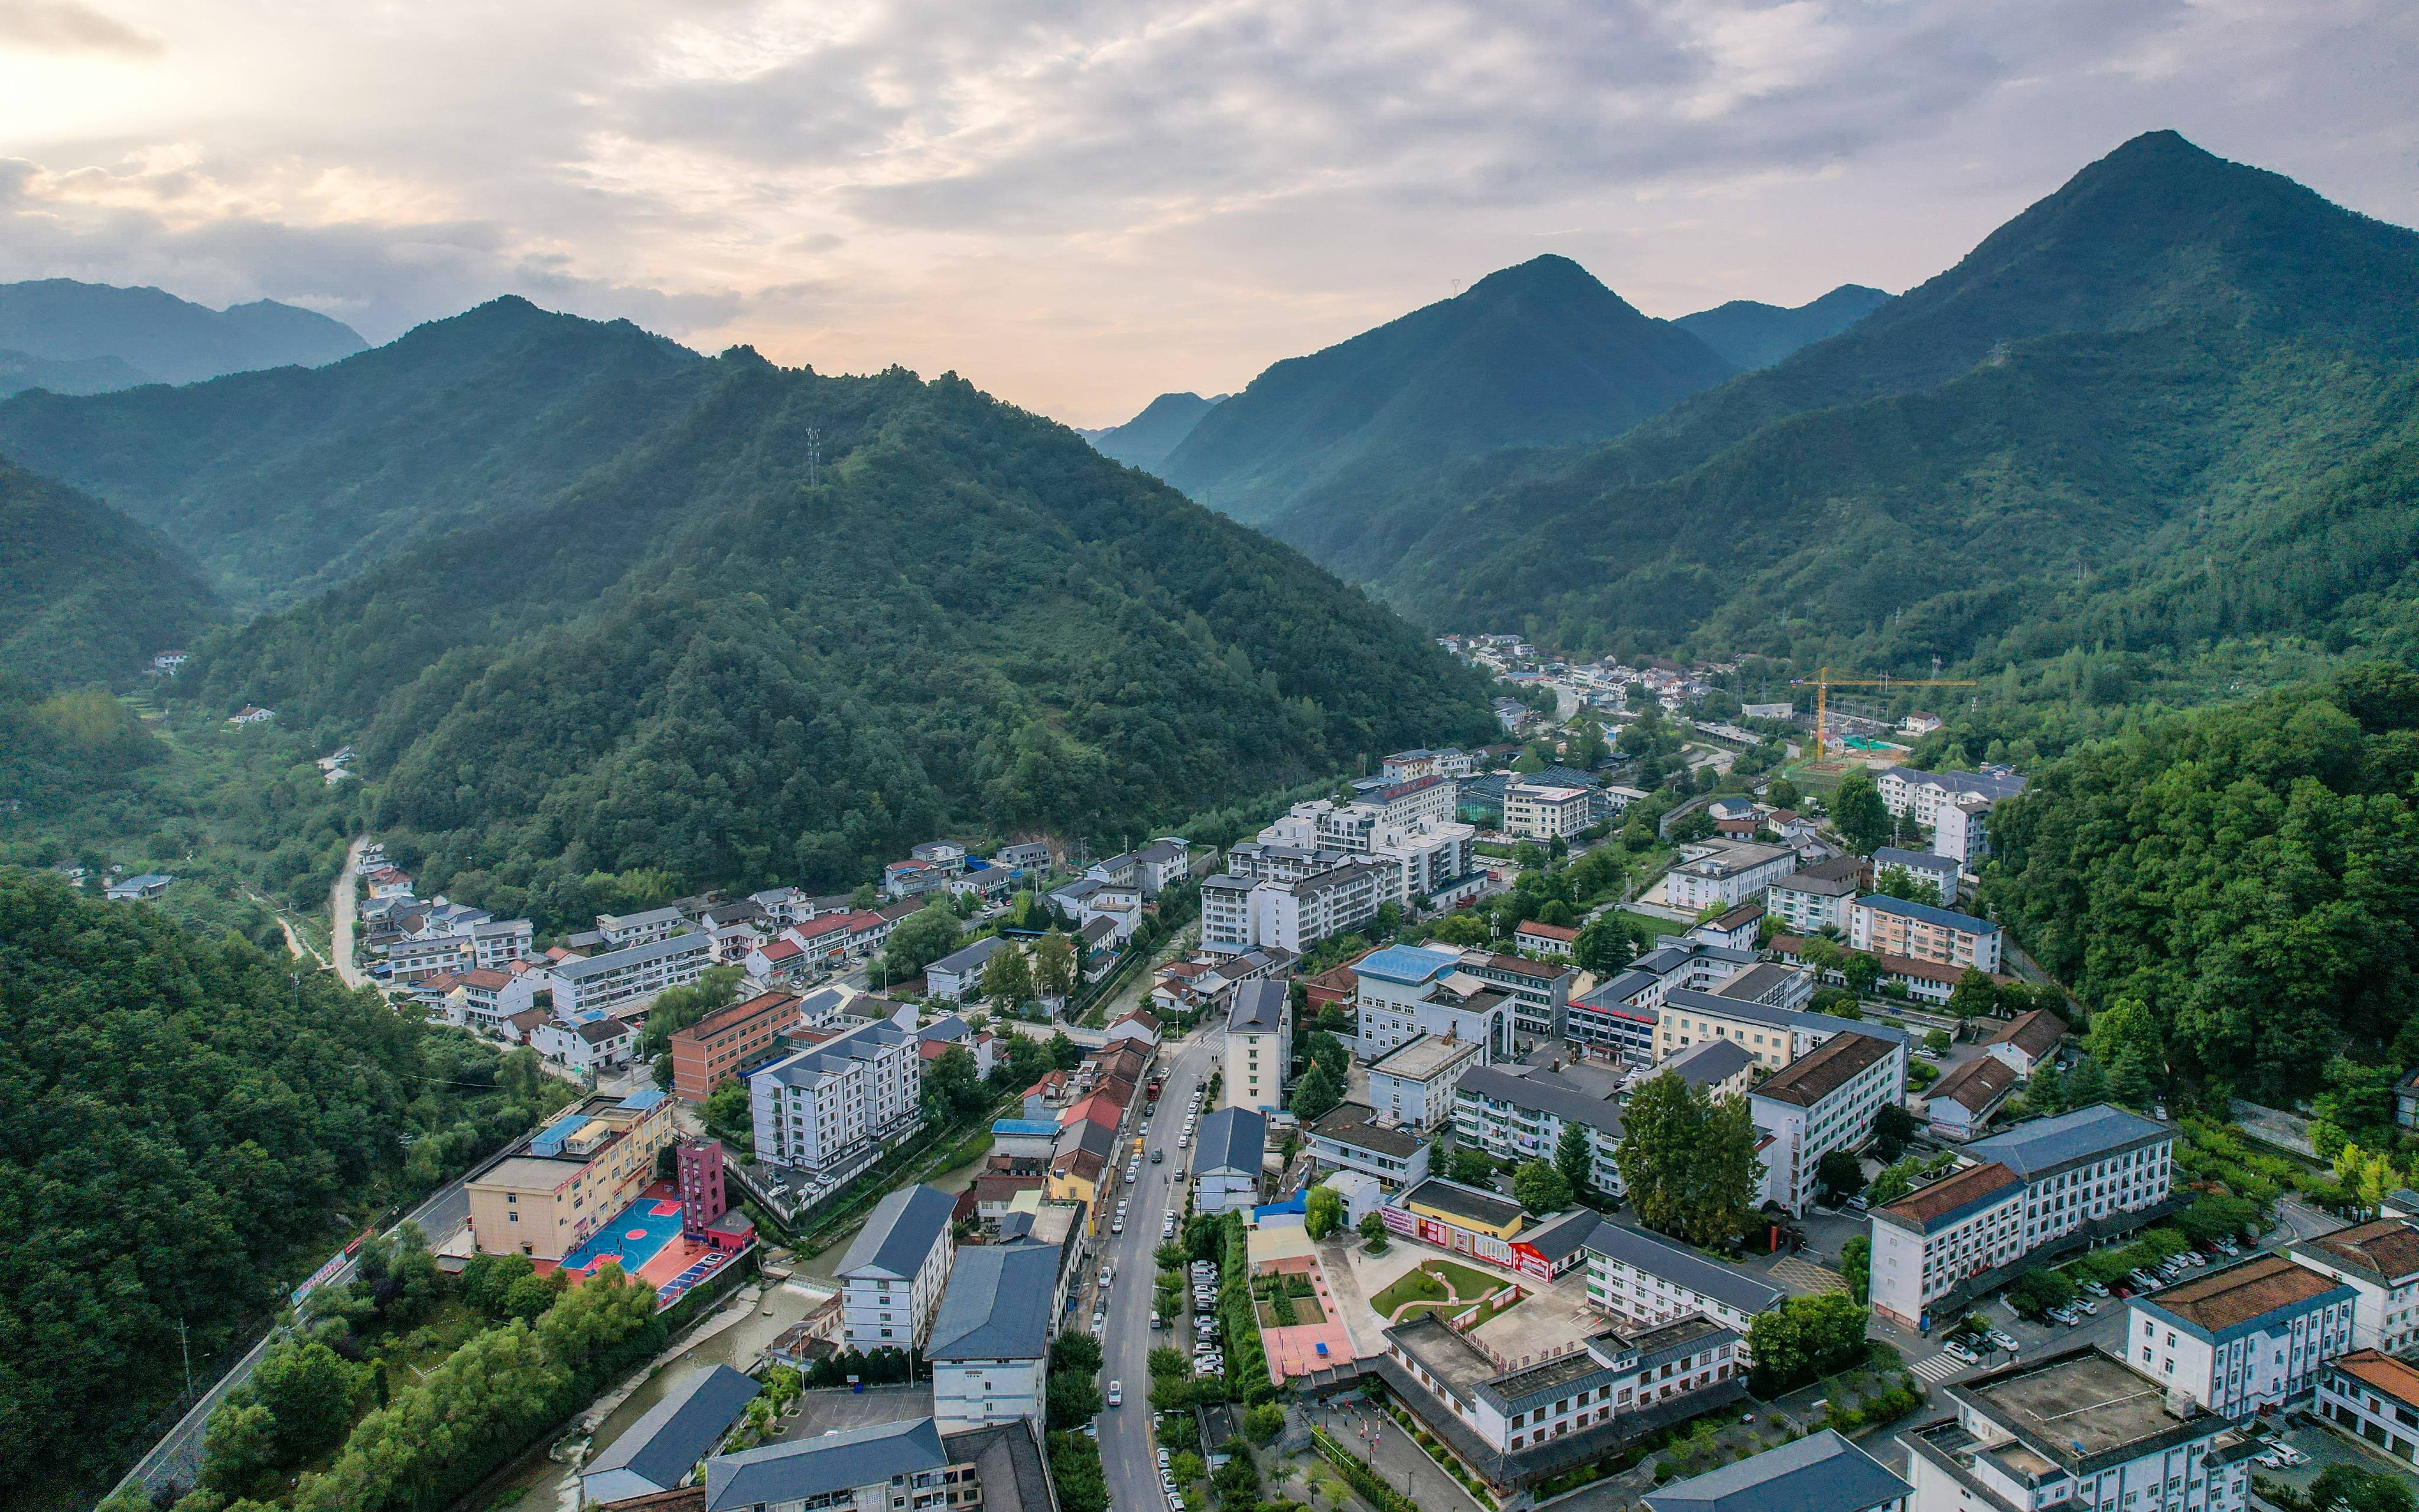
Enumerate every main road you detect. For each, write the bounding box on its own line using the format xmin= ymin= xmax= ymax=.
xmin=330 ymin=833 xmax=371 ymax=989
xmin=1098 ymin=1016 xmax=1226 ymax=1512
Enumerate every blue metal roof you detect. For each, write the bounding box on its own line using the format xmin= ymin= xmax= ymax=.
xmin=1854 ymin=892 xmax=1996 ymax=934
xmin=1354 ymin=943 xmax=1463 ymax=985
xmin=616 ymin=1087 xmax=666 ymax=1112
xmin=1643 ymin=1430 xmax=1907 ymax=1512
xmin=1965 ymin=1103 xmax=2170 ymax=1179
xmin=992 ymin=1119 xmax=1060 ymax=1136
xmin=585 ymin=1364 xmax=758 ymax=1492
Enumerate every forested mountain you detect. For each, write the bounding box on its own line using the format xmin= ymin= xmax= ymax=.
xmin=1157 ymin=255 xmax=1737 ymax=558
xmin=1362 ymin=132 xmax=2419 ymax=686
xmin=0 ymin=459 xmax=217 ymax=690
xmin=1079 ymin=390 xmax=1224 ymax=472
xmin=128 ymin=329 xmax=1495 ymax=926
xmin=1986 ymin=664 xmax=2419 ymax=1102
xmin=1672 ymin=284 xmax=1892 ymax=370
xmin=0 ymin=869 xmax=547 ymax=1507
xmin=0 ymin=298 xmax=701 ymax=607
xmin=0 ymin=347 xmax=151 ymax=399
xmin=0 ymin=278 xmax=365 ymax=387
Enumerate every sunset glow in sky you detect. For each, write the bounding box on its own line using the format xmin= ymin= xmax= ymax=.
xmin=2 ymin=0 xmax=2413 ymax=425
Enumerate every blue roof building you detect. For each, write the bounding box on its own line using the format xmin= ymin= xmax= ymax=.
xmin=582 ymin=1364 xmax=760 ymax=1504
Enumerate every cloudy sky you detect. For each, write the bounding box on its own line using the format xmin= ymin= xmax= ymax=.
xmin=1 ymin=0 xmax=2412 ymax=425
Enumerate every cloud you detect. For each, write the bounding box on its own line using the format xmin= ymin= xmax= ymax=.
xmin=0 ymin=0 xmax=2409 ymax=422
xmin=0 ymin=0 xmax=161 ymax=55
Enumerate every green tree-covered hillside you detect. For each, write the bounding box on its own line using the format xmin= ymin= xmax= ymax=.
xmin=166 ymin=346 xmax=1492 ymax=925
xmin=0 ymin=458 xmax=218 ymax=691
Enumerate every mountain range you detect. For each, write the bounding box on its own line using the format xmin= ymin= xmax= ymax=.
xmin=0 ymin=279 xmax=366 ymax=397
xmin=1672 ymin=285 xmax=1893 ymax=371
xmin=1078 ymin=390 xmax=1225 ymax=472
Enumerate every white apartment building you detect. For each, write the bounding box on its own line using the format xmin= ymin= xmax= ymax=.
xmin=1367 ymin=1032 xmax=1484 ymax=1130
xmin=597 ymin=905 xmax=686 ymax=947
xmin=1933 ymin=794 xmax=1995 ymax=866
xmin=1749 ymin=1031 xmax=1906 ymax=1216
xmin=1386 ymin=1312 xmax=1741 ymax=1457
xmin=1453 ymin=1063 xmax=1627 ymax=1194
xmin=1651 ymin=987 xmax=1899 ymax=1070
xmin=1224 ymin=979 xmax=1291 ymax=1113
xmin=1869 ymin=1104 xmax=2176 ymax=1329
xmin=471 ymin=918 xmax=536 ymax=969
xmin=927 ymin=1241 xmax=1059 ymax=1432
xmin=1198 ymin=862 xmax=1387 ymax=956
xmin=1505 ymin=777 xmax=1596 ymax=840
xmin=1565 ymin=941 xmax=1757 ymax=1063
xmin=1455 ymin=950 xmax=1577 ymax=1048
xmin=1876 ymin=766 xmax=2027 ymax=827
xmin=1583 ymin=1219 xmax=1784 ymax=1341
xmin=1352 ymin=943 xmax=1513 ymax=1061
xmin=1850 ymin=894 xmax=2004 ymax=974
xmin=2130 ymin=1254 xmax=2356 ymax=1419
xmin=750 ymin=1018 xmax=923 ymax=1198
xmin=837 ymin=1184 xmax=958 ymax=1349
xmin=1255 ymin=776 xmax=1477 ymax=905
xmin=548 ymin=930 xmax=714 ymax=1018
xmin=2315 ymin=1351 xmax=2419 ymax=1471
xmin=1764 ymin=856 xmax=1865 ymax=936
xmin=2286 ymin=1218 xmax=2419 ymax=1353
xmin=1665 ymin=840 xmax=1796 ymax=913
xmin=1903 ymin=1348 xmax=2257 ymax=1512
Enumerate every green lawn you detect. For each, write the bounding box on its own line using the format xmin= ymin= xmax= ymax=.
xmin=1370 ymin=1259 xmax=1503 ymax=1317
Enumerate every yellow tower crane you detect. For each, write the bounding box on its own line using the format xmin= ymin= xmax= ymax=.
xmin=1789 ymin=668 xmax=1977 ymax=755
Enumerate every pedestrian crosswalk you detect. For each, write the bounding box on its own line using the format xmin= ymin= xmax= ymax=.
xmin=1911 ymin=1350 xmax=1971 ymax=1383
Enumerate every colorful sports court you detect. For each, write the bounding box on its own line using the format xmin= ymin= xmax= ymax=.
xmin=554 ymin=1182 xmax=742 ymax=1307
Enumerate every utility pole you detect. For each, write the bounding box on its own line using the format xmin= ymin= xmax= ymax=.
xmin=806 ymin=428 xmax=822 ymax=488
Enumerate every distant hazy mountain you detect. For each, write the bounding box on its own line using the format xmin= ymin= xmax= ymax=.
xmin=0 ymin=296 xmax=697 ymax=607
xmin=0 ymin=279 xmax=366 ymax=388
xmin=0 ymin=348 xmax=154 ymax=399
xmin=1079 ymin=391 xmax=1225 ymax=473
xmin=1674 ymin=285 xmax=1893 ymax=370
xmin=1366 ymin=131 xmax=2419 ymax=682
xmin=1155 ymin=255 xmax=1737 ymax=575
xmin=0 ymin=459 xmax=215 ymax=691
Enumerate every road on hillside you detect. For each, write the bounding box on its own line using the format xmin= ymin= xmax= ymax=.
xmin=1098 ymin=1019 xmax=1226 ymax=1512
xmin=330 ymin=834 xmax=370 ymax=988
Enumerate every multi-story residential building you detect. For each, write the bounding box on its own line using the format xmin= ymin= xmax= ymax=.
xmin=466 ymin=1090 xmax=677 ymax=1262
xmin=1764 ymin=856 xmax=1866 ymax=936
xmin=1583 ymin=1218 xmax=1783 ymax=1341
xmin=1368 ymin=1032 xmax=1484 ymax=1130
xmin=1454 ymin=1063 xmax=1626 ymax=1194
xmin=1902 ymin=1347 xmax=2258 ymax=1512
xmin=1647 ymin=1038 xmax=1757 ymax=1101
xmin=1564 ymin=940 xmax=1757 ymax=1063
xmin=1648 ymin=1430 xmax=1908 ymax=1512
xmin=669 ymin=989 xmax=803 ymax=1102
xmin=1254 ymin=777 xmax=1479 ymax=906
xmin=1869 ymin=1104 xmax=2176 ymax=1328
xmin=1504 ymin=775 xmax=1597 ymax=840
xmin=1198 ymin=862 xmax=1388 ymax=956
xmin=1850 ymin=894 xmax=2003 ymax=974
xmin=2287 ymin=1218 xmax=2419 ymax=1354
xmin=1651 ymin=988 xmax=1902 ymax=1070
xmin=471 ymin=917 xmax=536 ymax=969
xmin=1305 ymin=1102 xmax=1432 ymax=1188
xmin=534 ymin=1014 xmax=637 ymax=1074
xmin=381 ymin=933 xmax=474 ymax=983
xmin=2128 ymin=1255 xmax=2356 ymax=1418
xmin=2315 ymin=1350 xmax=2419 ymax=1471
xmin=1665 ymin=840 xmax=1796 ymax=913
xmin=1924 ymin=1054 xmax=2018 ymax=1140
xmin=837 ymin=1183 xmax=958 ymax=1349
xmin=1457 ymin=950 xmax=1576 ymax=1048
xmin=1981 ymin=1008 xmax=2067 ymax=1078
xmin=1224 ymin=979 xmax=1291 ymax=1112
xmin=1933 ymin=793 xmax=1995 ymax=867
xmin=1383 ymin=1311 xmax=1741 ymax=1461
xmin=1750 ymin=1031 xmax=1906 ymax=1216
xmin=750 ymin=1018 xmax=923 ymax=1200
xmin=1194 ymin=1107 xmax=1268 ymax=1214
xmin=597 ymin=906 xmax=686 ymax=947
xmin=1871 ymin=848 xmax=1959 ymax=902
xmin=924 ymin=935 xmax=1009 ymax=1003
xmin=549 ymin=930 xmax=715 ymax=1018
xmin=438 ymin=965 xmax=545 ymax=1032
xmin=1353 ymin=943 xmax=1513 ymax=1062
xmin=1876 ymin=766 xmax=2027 ymax=827
xmin=1710 ymin=961 xmax=1814 ymax=1013
xmin=926 ymin=1241 xmax=1060 ymax=1432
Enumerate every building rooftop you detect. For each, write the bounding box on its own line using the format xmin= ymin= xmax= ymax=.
xmin=1888 ymin=766 xmax=2027 ymax=803
xmin=1307 ymin=1102 xmax=1425 ymax=1159
xmin=1659 ymin=987 xmax=1908 ymax=1045
xmin=1772 ymin=855 xmax=1866 ymax=895
xmin=1951 ymin=1347 xmax=2216 ymax=1472
xmin=705 ymin=1417 xmax=945 ymax=1512
xmin=2333 ymin=1349 xmax=2419 ymax=1407
xmin=926 ymin=934 xmax=1007 ymax=977
xmin=679 ymin=990 xmax=801 ymax=1044
xmin=1853 ymin=892 xmax=1998 ymax=935
xmin=1964 ymin=1103 xmax=2170 ymax=1180
xmin=1712 ymin=962 xmax=1801 ymax=1003
xmin=1642 ymin=1429 xmax=1909 ymax=1512
xmin=1583 ymin=1220 xmax=1783 ymax=1315
xmin=1875 ymin=1160 xmax=2023 ymax=1234
xmin=1987 ymin=1008 xmax=2069 ymax=1059
xmin=552 ymin=930 xmax=709 ymax=980
xmin=1194 ymin=1106 xmax=1268 ymax=1176
xmin=1229 ymin=979 xmax=1286 ymax=1035
xmin=1751 ymin=1032 xmax=1896 ymax=1109
xmin=1872 ymin=847 xmax=1956 ymax=874
xmin=1355 ymin=943 xmax=1466 ymax=986
xmin=1516 ymin=921 xmax=1580 ymax=943
xmin=925 ymin=1243 xmax=1059 ymax=1361
xmin=1394 ymin=1175 xmax=1526 ymax=1231
xmin=1458 ymin=1063 xmax=1624 ymax=1137
xmin=1928 ymin=1054 xmax=2018 ymax=1116
xmin=2140 ymin=1254 xmax=2352 ymax=1337
xmin=585 ymin=1365 xmax=760 ymax=1493
xmin=1369 ymin=1032 xmax=1484 ymax=1082
xmin=836 ymin=1184 xmax=955 ymax=1281
xmin=1672 ymin=840 xmax=1791 ymax=877
xmin=2293 ymin=1218 xmax=2419 ymax=1286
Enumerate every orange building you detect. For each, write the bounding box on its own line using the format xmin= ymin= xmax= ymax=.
xmin=669 ymin=990 xmax=803 ymax=1102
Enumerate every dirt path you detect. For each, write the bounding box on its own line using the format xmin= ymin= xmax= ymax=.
xmin=330 ymin=835 xmax=369 ymax=988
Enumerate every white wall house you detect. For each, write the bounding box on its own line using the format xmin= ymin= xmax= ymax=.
xmin=927 ymin=1242 xmax=1059 ymax=1432
xmin=2128 ymin=1254 xmax=2356 ymax=1419
xmin=1748 ymin=1031 xmax=1905 ymax=1216
xmin=750 ymin=1018 xmax=923 ymax=1202
xmin=837 ymin=1184 xmax=958 ymax=1350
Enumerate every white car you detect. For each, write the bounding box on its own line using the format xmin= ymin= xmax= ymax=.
xmin=1108 ymin=1380 xmax=1122 ymax=1407
xmin=1941 ymin=1340 xmax=1982 ymax=1365
xmin=1158 ymin=1449 xmax=1171 ymax=1469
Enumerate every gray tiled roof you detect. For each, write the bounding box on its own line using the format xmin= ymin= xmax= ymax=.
xmin=1194 ymin=1106 xmax=1267 ymax=1175
xmin=1229 ymin=979 xmax=1285 ymax=1035
xmin=586 ymin=1364 xmax=759 ymax=1492
xmin=551 ymin=930 xmax=709 ymax=979
xmin=1457 ymin=1064 xmax=1624 ymax=1136
xmin=1659 ymin=988 xmax=1908 ymax=1045
xmin=1581 ymin=1220 xmax=1783 ymax=1315
xmin=836 ymin=1184 xmax=955 ymax=1280
xmin=926 ymin=1243 xmax=1060 ymax=1361
xmin=1659 ymin=1038 xmax=1753 ymax=1089
xmin=1964 ymin=1102 xmax=2170 ymax=1179
xmin=927 ymin=934 xmax=1008 ymax=978
xmin=1642 ymin=1429 xmax=1909 ymax=1512
xmin=707 ymin=1416 xmax=944 ymax=1511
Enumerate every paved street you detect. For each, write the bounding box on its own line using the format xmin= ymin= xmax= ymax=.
xmin=329 ymin=833 xmax=370 ymax=988
xmin=1098 ymin=1018 xmax=1224 ymax=1512
xmin=1305 ymin=1394 xmax=1484 ymax=1512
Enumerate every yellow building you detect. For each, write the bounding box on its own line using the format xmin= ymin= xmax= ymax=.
xmin=467 ymin=1089 xmax=676 ymax=1262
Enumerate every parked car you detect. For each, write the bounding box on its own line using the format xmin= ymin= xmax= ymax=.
xmin=1985 ymin=1329 xmax=2021 ymax=1353
xmin=2047 ymin=1306 xmax=2079 ymax=1327
xmin=2078 ymin=1280 xmax=2109 ymax=1298
xmin=2075 ymin=1299 xmax=2099 ymax=1315
xmin=1941 ymin=1339 xmax=1982 ymax=1365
